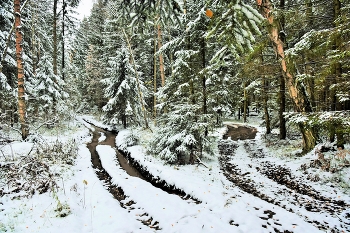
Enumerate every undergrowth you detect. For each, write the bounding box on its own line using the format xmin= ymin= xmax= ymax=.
xmin=0 ymin=138 xmax=78 ymax=199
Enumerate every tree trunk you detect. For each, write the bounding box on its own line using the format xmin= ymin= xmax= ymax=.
xmin=53 ymin=0 xmax=58 ymax=75
xmin=153 ymin=31 xmax=157 ymax=121
xmin=61 ymin=0 xmax=66 ymax=80
xmin=15 ymin=0 xmax=29 ymax=140
xmin=262 ymin=78 xmax=271 ymax=134
xmin=277 ymin=0 xmax=286 ymax=139
xmin=299 ymin=123 xmax=316 ymax=153
xmin=333 ymin=0 xmax=344 ymax=148
xmin=243 ymin=82 xmax=247 ymax=123
xmin=202 ymin=37 xmax=208 ymax=136
xmin=279 ymin=74 xmax=286 ymax=139
xmin=1 ymin=0 xmax=30 ymax=73
xmin=260 ymin=50 xmax=271 ymax=134
xmin=257 ymin=0 xmax=316 ymax=152
xmin=157 ymin=24 xmax=165 ymax=87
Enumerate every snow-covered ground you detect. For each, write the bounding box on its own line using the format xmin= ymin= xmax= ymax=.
xmin=0 ymin=115 xmax=349 ymax=232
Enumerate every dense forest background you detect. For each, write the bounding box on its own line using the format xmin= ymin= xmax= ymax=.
xmin=1 ymin=0 xmax=349 ymax=164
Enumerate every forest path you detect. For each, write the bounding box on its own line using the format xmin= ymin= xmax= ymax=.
xmin=219 ymin=124 xmax=350 ymax=232
xmin=85 ymin=123 xmax=203 ymax=230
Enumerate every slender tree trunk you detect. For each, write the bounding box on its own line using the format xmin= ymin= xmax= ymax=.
xmin=15 ymin=0 xmax=29 ymax=140
xmin=278 ymin=0 xmax=286 ymax=139
xmin=202 ymin=37 xmax=208 ymax=136
xmin=279 ymin=74 xmax=286 ymax=139
xmin=260 ymin=50 xmax=271 ymax=134
xmin=333 ymin=0 xmax=344 ymax=148
xmin=243 ymin=82 xmax=247 ymax=123
xmin=262 ymin=78 xmax=271 ymax=134
xmin=1 ymin=0 xmax=30 ymax=73
xmin=153 ymin=32 xmax=157 ymax=122
xmin=157 ymin=24 xmax=165 ymax=87
xmin=31 ymin=1 xmax=38 ymax=76
xmin=61 ymin=0 xmax=66 ymax=80
xmin=257 ymin=0 xmax=316 ymax=152
xmin=238 ymin=107 xmax=241 ymax=120
xmin=53 ymin=0 xmax=58 ymax=75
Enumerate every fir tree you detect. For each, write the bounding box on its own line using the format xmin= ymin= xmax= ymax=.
xmin=101 ymin=45 xmax=148 ymax=128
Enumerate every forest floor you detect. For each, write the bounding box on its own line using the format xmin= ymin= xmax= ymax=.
xmin=0 ymin=115 xmax=350 ymax=232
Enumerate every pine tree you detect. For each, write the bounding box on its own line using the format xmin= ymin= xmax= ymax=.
xmin=32 ymin=53 xmax=68 ymax=117
xmin=15 ymin=0 xmax=29 ymax=139
xmin=101 ymin=44 xmax=148 ymax=128
xmin=149 ymin=1 xmax=218 ymax=164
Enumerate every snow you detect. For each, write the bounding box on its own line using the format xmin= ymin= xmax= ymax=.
xmin=1 ymin=116 xmax=349 ymax=232
xmin=98 ymin=132 xmax=106 ymax=142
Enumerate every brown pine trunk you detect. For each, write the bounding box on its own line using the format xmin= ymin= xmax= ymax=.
xmin=279 ymin=74 xmax=286 ymax=139
xmin=61 ymin=0 xmax=66 ymax=80
xmin=53 ymin=0 xmax=58 ymax=75
xmin=243 ymin=82 xmax=247 ymax=123
xmin=15 ymin=0 xmax=29 ymax=140
xmin=157 ymin=24 xmax=165 ymax=87
xmin=262 ymin=78 xmax=271 ymax=134
xmin=260 ymin=50 xmax=271 ymax=134
xmin=202 ymin=38 xmax=208 ymax=136
xmin=257 ymin=0 xmax=316 ymax=152
xmin=153 ymin=31 xmax=157 ymax=121
xmin=333 ymin=0 xmax=344 ymax=148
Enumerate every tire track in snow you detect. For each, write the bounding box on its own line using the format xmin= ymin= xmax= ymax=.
xmin=219 ymin=138 xmax=350 ymax=232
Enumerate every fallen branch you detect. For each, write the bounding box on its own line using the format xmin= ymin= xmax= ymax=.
xmin=194 ymin=154 xmax=209 ymax=169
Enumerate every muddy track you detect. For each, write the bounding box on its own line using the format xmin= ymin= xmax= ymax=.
xmin=86 ymin=124 xmax=160 ymax=229
xmin=243 ymin=141 xmax=350 ymax=214
xmin=119 ymin=148 xmax=201 ymax=203
xmin=218 ymin=125 xmax=350 ymax=232
xmin=84 ymin=119 xmax=202 ymax=229
xmin=84 ymin=119 xmax=200 ymax=203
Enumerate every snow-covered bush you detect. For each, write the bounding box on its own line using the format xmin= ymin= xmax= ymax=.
xmin=0 ymin=139 xmax=78 ymax=198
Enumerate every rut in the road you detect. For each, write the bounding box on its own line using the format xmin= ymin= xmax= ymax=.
xmin=86 ymin=124 xmax=160 ymax=229
xmin=85 ymin=121 xmax=201 ymax=229
xmin=218 ymin=124 xmax=350 ymax=232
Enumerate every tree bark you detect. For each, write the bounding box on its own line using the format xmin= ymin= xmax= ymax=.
xmin=260 ymin=50 xmax=271 ymax=134
xmin=61 ymin=0 xmax=66 ymax=80
xmin=202 ymin=37 xmax=208 ymax=136
xmin=153 ymin=31 xmax=157 ymax=122
xmin=257 ymin=0 xmax=316 ymax=152
xmin=279 ymin=74 xmax=286 ymax=139
xmin=333 ymin=0 xmax=344 ymax=148
xmin=15 ymin=0 xmax=29 ymax=140
xmin=243 ymin=82 xmax=247 ymax=123
xmin=157 ymin=24 xmax=165 ymax=87
xmin=262 ymin=78 xmax=271 ymax=134
xmin=1 ymin=0 xmax=30 ymax=73
xmin=53 ymin=0 xmax=58 ymax=75
xmin=277 ymin=0 xmax=286 ymax=139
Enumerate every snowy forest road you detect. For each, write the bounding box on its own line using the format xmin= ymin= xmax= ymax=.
xmin=219 ymin=124 xmax=350 ymax=232
xmin=85 ymin=123 xmax=203 ymax=230
xmin=83 ymin=120 xmax=349 ymax=232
